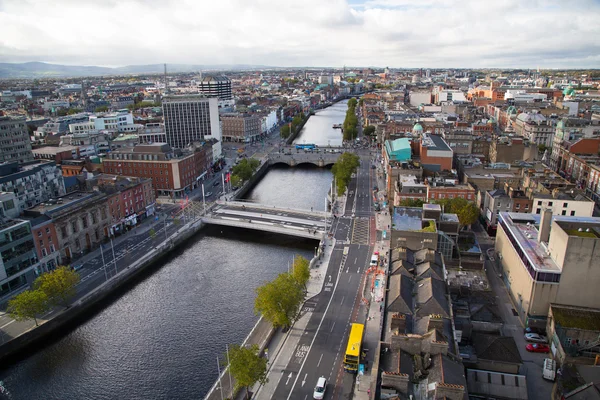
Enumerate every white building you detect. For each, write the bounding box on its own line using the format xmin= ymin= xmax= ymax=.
xmin=409 ymin=90 xmax=432 ymax=107
xmin=532 ymin=193 xmax=594 ymax=217
xmin=505 ymin=90 xmax=547 ymax=103
xmin=318 ymin=75 xmax=333 ymax=85
xmin=69 ymin=111 xmax=139 ymax=134
xmin=42 ymin=100 xmax=70 ymax=111
xmin=0 ymin=161 xmax=65 ymax=212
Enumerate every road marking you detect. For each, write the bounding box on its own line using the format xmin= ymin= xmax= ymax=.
xmin=301 ymin=373 xmax=307 ymax=387
xmin=317 ymin=353 xmax=324 ymax=367
xmin=348 ymin=275 xmax=352 ymax=283
xmin=330 ymin=321 xmax=336 ymax=332
xmin=0 ymin=320 xmax=15 ymax=329
xmin=340 ymin=296 xmax=345 ymax=306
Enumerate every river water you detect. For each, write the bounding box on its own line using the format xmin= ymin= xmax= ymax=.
xmin=293 ymin=100 xmax=347 ymax=147
xmin=0 ymin=103 xmax=345 ymax=400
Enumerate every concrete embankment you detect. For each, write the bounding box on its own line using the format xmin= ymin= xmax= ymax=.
xmin=0 ymin=220 xmax=205 ymax=364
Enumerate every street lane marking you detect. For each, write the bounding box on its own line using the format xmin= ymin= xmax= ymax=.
xmin=317 ymin=353 xmax=324 ymax=367
xmin=340 ymin=296 xmax=345 ymax=306
xmin=348 ymin=275 xmax=352 ymax=283
xmin=330 ymin=321 xmax=336 ymax=332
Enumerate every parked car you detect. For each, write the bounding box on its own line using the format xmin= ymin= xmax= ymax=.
xmin=524 ymin=326 xmax=546 ymax=335
xmin=232 ymin=186 xmax=239 ymax=191
xmin=313 ymin=376 xmax=327 ymax=399
xmin=526 ymin=343 xmax=550 ymax=353
xmin=524 ymin=333 xmax=548 ymax=343
xmin=205 ymin=192 xmax=213 ymax=197
xmin=213 ymin=181 xmax=220 ymax=187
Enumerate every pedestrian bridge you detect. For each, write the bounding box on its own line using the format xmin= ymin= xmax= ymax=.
xmin=201 ymin=201 xmax=331 ymax=239
xmin=267 ymin=152 xmax=340 ymax=167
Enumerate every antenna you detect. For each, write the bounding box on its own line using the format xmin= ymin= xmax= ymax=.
xmin=164 ymin=63 xmax=168 ymax=95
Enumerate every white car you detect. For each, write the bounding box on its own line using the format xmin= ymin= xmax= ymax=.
xmin=524 ymin=333 xmax=548 ymax=343
xmin=313 ymin=376 xmax=326 ymax=399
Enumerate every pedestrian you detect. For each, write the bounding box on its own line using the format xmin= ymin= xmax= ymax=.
xmin=367 ymin=388 xmax=371 ymax=395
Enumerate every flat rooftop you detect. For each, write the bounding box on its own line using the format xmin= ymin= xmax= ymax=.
xmin=392 ymin=207 xmax=423 ymax=231
xmin=27 ymin=192 xmax=98 ymax=215
xmin=32 ymin=146 xmax=78 ymax=155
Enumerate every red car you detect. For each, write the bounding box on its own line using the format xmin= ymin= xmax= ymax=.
xmin=526 ymin=343 xmax=550 ymax=353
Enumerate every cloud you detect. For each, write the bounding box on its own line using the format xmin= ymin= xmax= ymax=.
xmin=0 ymin=0 xmax=598 ymax=68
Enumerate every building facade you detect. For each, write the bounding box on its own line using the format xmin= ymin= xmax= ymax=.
xmin=221 ymin=114 xmax=262 ymax=143
xmin=162 ymin=95 xmax=220 ymax=150
xmin=198 ymin=76 xmax=232 ymax=100
xmin=0 ymin=116 xmax=34 ymax=164
xmin=0 ymin=219 xmax=39 ymax=301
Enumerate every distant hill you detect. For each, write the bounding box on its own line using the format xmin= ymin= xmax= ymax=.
xmin=0 ymin=62 xmax=274 ymax=78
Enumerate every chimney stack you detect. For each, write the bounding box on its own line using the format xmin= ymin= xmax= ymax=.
xmin=538 ymin=208 xmax=553 ymax=243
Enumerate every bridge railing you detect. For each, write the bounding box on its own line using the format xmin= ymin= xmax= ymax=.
xmin=218 ymin=201 xmax=330 ymax=219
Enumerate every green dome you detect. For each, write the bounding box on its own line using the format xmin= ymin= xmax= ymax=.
xmin=413 ymin=123 xmax=423 ymax=132
xmin=506 ymin=105 xmax=517 ymax=115
xmin=563 ymin=86 xmax=575 ymax=96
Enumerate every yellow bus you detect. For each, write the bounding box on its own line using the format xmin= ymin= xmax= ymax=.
xmin=343 ymin=323 xmax=365 ymax=373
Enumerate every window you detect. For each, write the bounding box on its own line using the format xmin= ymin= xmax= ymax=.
xmin=516 ymin=204 xmax=520 ymax=209
xmin=41 ymin=248 xmax=47 ymax=257
xmin=548 ymin=201 xmax=553 ymax=206
xmin=525 ymin=204 xmax=529 ymax=210
xmin=71 ymin=221 xmax=78 ymax=233
xmin=45 ymin=227 xmax=50 ymax=234
xmin=562 ymin=210 xmax=567 ymax=216
xmin=536 ymin=209 xmax=541 ymax=214
xmin=563 ymin=202 xmax=568 ymax=208
xmin=37 ymin=231 xmax=42 ymax=237
xmin=538 ymin=201 xmax=542 ymax=205
xmin=50 ymin=244 xmax=55 ymax=252
xmin=571 ymin=210 xmax=576 ymax=216
xmin=75 ymin=238 xmax=80 ymax=249
xmin=61 ymin=226 xmax=67 ymax=238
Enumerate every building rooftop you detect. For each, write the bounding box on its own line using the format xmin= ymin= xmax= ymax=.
xmin=26 ymin=191 xmax=100 ymax=216
xmin=422 ymin=133 xmax=451 ymax=152
xmin=551 ymin=304 xmax=600 ymax=331
xmin=32 ymin=146 xmax=79 ymax=155
xmin=392 ymin=207 xmax=424 ymax=231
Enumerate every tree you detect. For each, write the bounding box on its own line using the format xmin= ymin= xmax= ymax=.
xmin=67 ymin=108 xmax=83 ymax=115
xmin=363 ymin=125 xmax=376 ymax=136
xmin=95 ymin=105 xmax=109 ymax=113
xmin=230 ymin=174 xmax=243 ymax=188
xmin=332 ymin=152 xmax=361 ymax=196
xmin=255 ymin=272 xmax=304 ymax=329
xmin=399 ymin=198 xmax=426 ymax=207
xmin=228 ymin=344 xmax=268 ymax=399
xmin=291 ymin=255 xmax=310 ymax=289
xmin=33 ymin=266 xmax=80 ymax=308
xmin=280 ymin=124 xmax=291 ymax=139
xmin=436 ymin=198 xmax=479 ymax=229
xmin=7 ymin=290 xmax=49 ymax=326
xmin=232 ymin=158 xmax=261 ymax=182
xmin=538 ymin=144 xmax=548 ymax=153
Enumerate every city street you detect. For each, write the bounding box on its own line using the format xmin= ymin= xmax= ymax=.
xmin=265 ymin=149 xmax=375 ymax=399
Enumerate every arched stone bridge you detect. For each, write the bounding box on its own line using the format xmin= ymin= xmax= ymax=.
xmin=267 ymin=151 xmax=341 ymax=167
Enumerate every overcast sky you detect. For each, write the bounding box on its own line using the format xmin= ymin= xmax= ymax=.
xmin=1 ymin=0 xmax=599 ymax=68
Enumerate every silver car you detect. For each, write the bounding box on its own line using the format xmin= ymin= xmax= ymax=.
xmin=524 ymin=333 xmax=548 ymax=343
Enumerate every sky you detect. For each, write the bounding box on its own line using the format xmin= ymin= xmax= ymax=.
xmin=1 ymin=0 xmax=599 ymax=68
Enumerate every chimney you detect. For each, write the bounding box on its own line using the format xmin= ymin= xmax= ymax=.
xmin=538 ymin=208 xmax=553 ymax=243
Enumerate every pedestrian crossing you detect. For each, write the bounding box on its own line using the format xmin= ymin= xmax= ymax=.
xmin=351 ymin=217 xmax=370 ymax=245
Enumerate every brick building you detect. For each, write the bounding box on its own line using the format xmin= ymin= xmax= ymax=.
xmin=221 ymin=114 xmax=262 ymax=143
xmin=102 ymin=143 xmax=213 ymax=198
xmin=418 ymin=134 xmax=453 ymax=173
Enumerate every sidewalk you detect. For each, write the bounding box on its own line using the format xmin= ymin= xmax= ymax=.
xmin=353 ymin=156 xmax=392 ymax=400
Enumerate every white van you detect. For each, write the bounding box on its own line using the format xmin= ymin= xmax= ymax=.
xmin=370 ymin=254 xmax=379 ymax=267
xmin=313 ymin=376 xmax=327 ymax=399
xmin=543 ymin=358 xmax=556 ymax=381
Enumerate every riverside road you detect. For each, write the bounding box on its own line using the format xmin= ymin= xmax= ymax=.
xmin=270 ymin=148 xmax=376 ymax=399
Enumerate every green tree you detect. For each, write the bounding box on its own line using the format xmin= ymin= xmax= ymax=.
xmin=230 ymin=174 xmax=243 ymax=188
xmin=228 ymin=344 xmax=268 ymax=399
xmin=255 ymin=272 xmax=304 ymax=329
xmin=538 ymin=144 xmax=548 ymax=153
xmin=331 ymin=152 xmax=361 ymax=196
xmin=399 ymin=198 xmax=426 ymax=207
xmin=291 ymin=255 xmax=310 ymax=289
xmin=67 ymin=108 xmax=83 ymax=115
xmin=7 ymin=289 xmax=49 ymax=326
xmin=347 ymin=97 xmax=358 ymax=108
xmin=280 ymin=124 xmax=291 ymax=139
xmin=363 ymin=125 xmax=376 ymax=136
xmin=232 ymin=158 xmax=261 ymax=182
xmin=95 ymin=105 xmax=109 ymax=113
xmin=358 ymin=98 xmax=364 ymax=107
xmin=33 ymin=266 xmax=80 ymax=308
xmin=436 ymin=198 xmax=479 ymax=229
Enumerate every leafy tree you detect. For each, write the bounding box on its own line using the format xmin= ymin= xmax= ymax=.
xmin=291 ymin=255 xmax=310 ymax=289
xmin=230 ymin=174 xmax=243 ymax=188
xmin=228 ymin=344 xmax=268 ymax=399
xmin=363 ymin=125 xmax=376 ymax=136
xmin=95 ymin=105 xmax=109 ymax=113
xmin=232 ymin=158 xmax=261 ymax=182
xmin=67 ymin=108 xmax=83 ymax=115
xmin=255 ymin=272 xmax=304 ymax=329
xmin=56 ymin=108 xmax=68 ymax=117
xmin=280 ymin=124 xmax=291 ymax=139
xmin=33 ymin=266 xmax=80 ymax=308
xmin=436 ymin=198 xmax=479 ymax=228
xmin=331 ymin=152 xmax=361 ymax=196
xmin=347 ymin=97 xmax=358 ymax=108
xmin=7 ymin=289 xmax=49 ymax=326
xmin=399 ymin=198 xmax=426 ymax=207
xmin=358 ymin=98 xmax=364 ymax=107
xmin=538 ymin=144 xmax=548 ymax=153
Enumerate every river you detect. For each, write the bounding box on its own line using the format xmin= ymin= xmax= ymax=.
xmin=293 ymin=100 xmax=347 ymax=147
xmin=0 ymin=101 xmax=345 ymax=400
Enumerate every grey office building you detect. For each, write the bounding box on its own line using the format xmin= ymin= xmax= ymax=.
xmin=198 ymin=76 xmax=232 ymax=100
xmin=162 ymin=95 xmax=220 ymax=150
xmin=0 ymin=116 xmax=34 ymax=164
